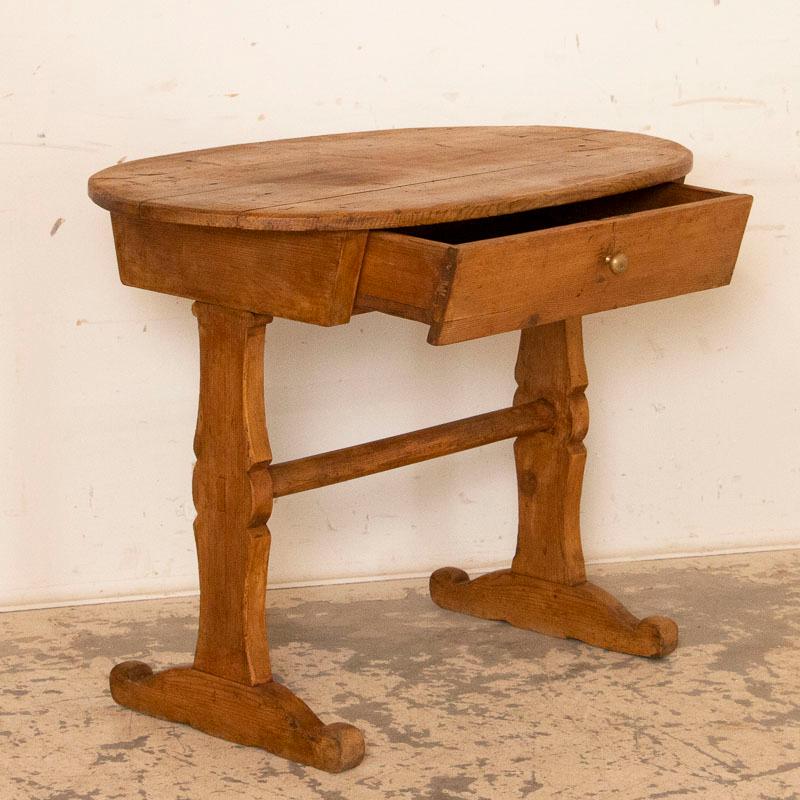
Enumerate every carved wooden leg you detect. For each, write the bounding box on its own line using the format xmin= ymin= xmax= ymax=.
xmin=109 ymin=302 xmax=365 ymax=773
xmin=430 ymin=318 xmax=678 ymax=658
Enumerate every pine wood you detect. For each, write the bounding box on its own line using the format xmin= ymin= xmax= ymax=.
xmin=109 ymin=303 xmax=365 ymax=772
xmin=112 ymin=216 xmax=367 ymax=325
xmin=355 ymin=229 xmax=447 ymax=323
xmin=356 ymin=183 xmax=752 ymax=344
xmin=88 ymin=126 xmax=692 ymax=231
xmin=88 ymin=126 xmax=752 ymax=772
xmin=430 ymin=185 xmax=750 ymax=344
xmin=513 ymin=317 xmax=589 ymax=584
xmin=429 ymin=569 xmax=678 ymax=658
xmin=110 ymin=662 xmax=364 ymax=773
xmin=94 ymin=130 xmax=749 ymax=339
xmin=190 ymin=303 xmax=273 ymax=684
xmin=270 ymin=400 xmax=555 ymax=497
xmin=430 ymin=318 xmax=678 ymax=657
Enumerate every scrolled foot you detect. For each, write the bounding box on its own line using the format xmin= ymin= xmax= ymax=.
xmin=429 ymin=568 xmax=678 ymax=658
xmin=109 ymin=661 xmax=365 ymax=773
xmin=635 ymin=615 xmax=679 ymax=658
xmin=430 ymin=566 xmax=470 ymax=593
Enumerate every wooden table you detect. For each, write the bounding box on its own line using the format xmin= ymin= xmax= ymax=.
xmin=88 ymin=126 xmax=751 ymax=772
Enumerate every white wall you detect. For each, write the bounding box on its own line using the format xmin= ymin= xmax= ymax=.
xmin=2 ymin=1 xmax=798 ymax=609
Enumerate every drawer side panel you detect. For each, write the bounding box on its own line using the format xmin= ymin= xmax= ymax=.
xmin=355 ymin=231 xmax=451 ymax=323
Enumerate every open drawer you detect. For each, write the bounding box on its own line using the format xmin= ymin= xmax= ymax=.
xmin=354 ymin=183 xmax=752 ymax=345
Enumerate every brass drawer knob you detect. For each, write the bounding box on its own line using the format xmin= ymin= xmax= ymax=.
xmin=606 ymin=253 xmax=629 ymax=274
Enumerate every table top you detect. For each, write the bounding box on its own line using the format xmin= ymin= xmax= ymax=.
xmin=88 ymin=126 xmax=692 ymax=232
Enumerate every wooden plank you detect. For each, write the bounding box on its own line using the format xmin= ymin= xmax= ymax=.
xmin=111 ymin=215 xmax=367 ymax=325
xmin=88 ymin=126 xmax=692 ymax=231
xmin=429 ymin=189 xmax=752 ymax=344
xmin=269 ymin=401 xmax=555 ymax=497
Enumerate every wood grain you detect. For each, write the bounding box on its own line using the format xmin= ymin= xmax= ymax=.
xmin=430 ymin=186 xmax=751 ymax=344
xmin=353 ymin=184 xmax=752 ymax=344
xmin=190 ymin=303 xmax=275 ymax=685
xmin=90 ymin=126 xmax=754 ymax=770
xmin=430 ymin=319 xmax=679 ymax=658
xmin=354 ymin=230 xmax=451 ymax=323
xmin=270 ymin=400 xmax=555 ymax=497
xmin=112 ymin=215 xmax=366 ymax=326
xmin=109 ymin=303 xmax=365 ymax=772
xmin=89 ymin=126 xmax=692 ymax=231
xmin=429 ymin=568 xmax=678 ymax=658
xmin=110 ymin=662 xmax=365 ymax=773
xmin=512 ymin=318 xmax=588 ymax=585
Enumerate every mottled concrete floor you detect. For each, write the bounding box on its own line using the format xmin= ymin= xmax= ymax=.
xmin=1 ymin=551 xmax=799 ymax=800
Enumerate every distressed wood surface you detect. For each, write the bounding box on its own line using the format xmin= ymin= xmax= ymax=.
xmin=428 ymin=186 xmax=751 ymax=344
xmin=91 ymin=128 xmax=754 ymax=771
xmin=110 ymin=662 xmax=364 ymax=773
xmin=270 ymin=400 xmax=555 ymax=498
xmin=353 ymin=184 xmax=752 ymax=344
xmin=430 ymin=319 xmax=679 ymax=658
xmin=355 ymin=229 xmax=449 ymax=323
xmin=512 ymin=318 xmax=589 ymax=585
xmin=109 ymin=303 xmax=365 ymax=772
xmin=88 ymin=126 xmax=692 ymax=231
xmin=112 ymin=215 xmax=367 ymax=326
xmin=429 ymin=568 xmax=678 ymax=657
xmin=190 ymin=302 xmax=273 ymax=684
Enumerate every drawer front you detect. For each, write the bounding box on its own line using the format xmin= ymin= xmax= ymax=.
xmin=356 ymin=184 xmax=752 ymax=344
xmin=430 ymin=189 xmax=751 ymax=344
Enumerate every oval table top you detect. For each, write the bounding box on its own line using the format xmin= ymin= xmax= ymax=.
xmin=88 ymin=126 xmax=692 ymax=232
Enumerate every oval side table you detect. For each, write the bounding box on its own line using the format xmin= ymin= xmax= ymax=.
xmin=88 ymin=126 xmax=752 ymax=772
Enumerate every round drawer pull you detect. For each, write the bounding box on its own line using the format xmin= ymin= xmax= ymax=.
xmin=605 ymin=253 xmax=629 ymax=274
